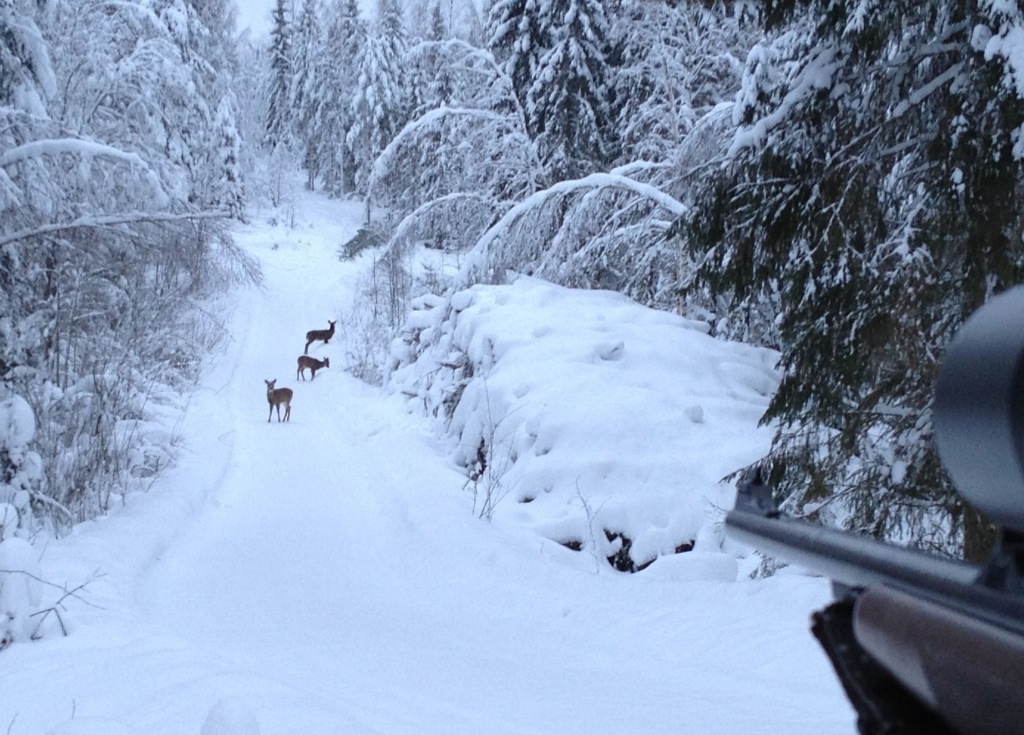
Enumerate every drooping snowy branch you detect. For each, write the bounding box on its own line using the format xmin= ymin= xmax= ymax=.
xmin=459 ymin=172 xmax=687 ymax=303
xmin=369 ymin=105 xmax=540 ymax=208
xmin=0 ymin=210 xmax=228 ymax=248
xmin=0 ymin=138 xmax=146 ymax=170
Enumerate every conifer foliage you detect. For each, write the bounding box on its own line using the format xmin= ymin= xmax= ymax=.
xmin=680 ymin=0 xmax=1024 ymax=558
xmin=265 ymin=0 xmax=292 ymax=149
xmin=291 ymin=0 xmax=323 ymax=190
xmin=347 ymin=0 xmax=409 ymax=196
xmin=486 ymin=0 xmax=547 ymax=119
xmin=311 ymin=0 xmax=366 ymax=196
xmin=526 ymin=0 xmax=618 ymax=180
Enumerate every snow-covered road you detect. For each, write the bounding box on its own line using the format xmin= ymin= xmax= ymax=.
xmin=2 ymin=196 xmax=852 ymax=735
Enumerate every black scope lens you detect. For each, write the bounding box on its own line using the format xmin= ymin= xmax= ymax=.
xmin=934 ymin=285 xmax=1024 ymax=533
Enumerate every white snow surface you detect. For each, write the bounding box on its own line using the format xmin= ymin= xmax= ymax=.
xmin=2 ymin=191 xmax=853 ymax=734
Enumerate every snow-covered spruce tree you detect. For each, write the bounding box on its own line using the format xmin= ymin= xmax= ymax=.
xmin=526 ymin=0 xmax=619 ymax=182
xmin=405 ymin=2 xmax=453 ymax=117
xmin=265 ymin=0 xmax=292 ymax=149
xmin=212 ymin=95 xmax=245 ymax=219
xmin=346 ymin=0 xmax=409 ymax=197
xmin=230 ymin=30 xmax=269 ymax=178
xmin=262 ymin=0 xmax=299 ymax=209
xmin=486 ymin=0 xmax=547 ymax=122
xmin=311 ymin=0 xmax=365 ymax=197
xmin=678 ymin=0 xmax=1024 ymax=560
xmin=142 ymin=0 xmax=232 ymax=206
xmin=291 ymin=0 xmax=323 ymax=190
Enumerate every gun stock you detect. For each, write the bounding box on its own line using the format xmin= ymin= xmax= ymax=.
xmin=855 ymin=585 xmax=1024 ymax=735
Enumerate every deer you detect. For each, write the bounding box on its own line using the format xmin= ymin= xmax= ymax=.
xmin=297 ymin=355 xmax=329 ymax=381
xmin=265 ymin=379 xmax=292 ymax=422
xmin=304 ymin=319 xmax=336 ymax=354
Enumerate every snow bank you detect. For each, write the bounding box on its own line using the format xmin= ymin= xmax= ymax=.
xmin=388 ymin=276 xmax=780 ymax=573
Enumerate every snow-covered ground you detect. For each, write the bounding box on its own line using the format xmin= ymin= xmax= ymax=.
xmin=1 ymin=192 xmax=853 ymax=734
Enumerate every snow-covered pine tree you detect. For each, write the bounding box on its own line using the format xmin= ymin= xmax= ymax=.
xmin=346 ymin=0 xmax=409 ymax=197
xmin=526 ymin=0 xmax=618 ymax=181
xmin=680 ymin=0 xmax=1024 ymax=560
xmin=213 ymin=95 xmax=245 ymax=219
xmin=265 ymin=0 xmax=292 ymax=149
xmin=310 ymin=0 xmax=365 ymax=197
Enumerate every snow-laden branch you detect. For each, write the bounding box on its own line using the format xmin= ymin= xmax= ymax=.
xmin=460 ymin=172 xmax=687 ymax=284
xmin=977 ymin=10 xmax=1024 ymax=99
xmin=386 ymin=192 xmax=497 ymax=255
xmin=0 ymin=210 xmax=228 ymax=248
xmin=406 ymin=38 xmax=532 ymax=142
xmin=369 ymin=105 xmax=542 ymax=196
xmin=0 ymin=137 xmax=170 ymax=208
xmin=0 ymin=138 xmax=147 ymax=170
xmin=890 ymin=62 xmax=964 ymax=120
xmin=729 ymin=44 xmax=841 ymax=156
xmin=407 ymin=37 xmax=501 ymax=78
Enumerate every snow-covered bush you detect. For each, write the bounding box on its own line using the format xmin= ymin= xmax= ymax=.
xmin=0 ymin=536 xmax=43 ymax=648
xmin=0 ymin=393 xmax=41 ymax=539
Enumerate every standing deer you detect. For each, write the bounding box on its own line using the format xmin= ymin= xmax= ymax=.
xmin=304 ymin=319 xmax=336 ymax=354
xmin=297 ymin=355 xmax=329 ymax=380
xmin=265 ymin=379 xmax=292 ymax=422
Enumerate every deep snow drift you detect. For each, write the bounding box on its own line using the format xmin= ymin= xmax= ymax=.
xmin=1 ymin=192 xmax=853 ymax=734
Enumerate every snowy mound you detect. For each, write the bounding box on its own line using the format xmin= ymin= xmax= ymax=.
xmin=388 ymin=276 xmax=780 ymax=573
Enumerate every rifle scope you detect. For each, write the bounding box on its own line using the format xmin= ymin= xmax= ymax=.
xmin=934 ymin=284 xmax=1024 ymax=534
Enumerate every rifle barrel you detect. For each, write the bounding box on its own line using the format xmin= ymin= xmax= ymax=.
xmin=726 ymin=507 xmax=1024 ymax=637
